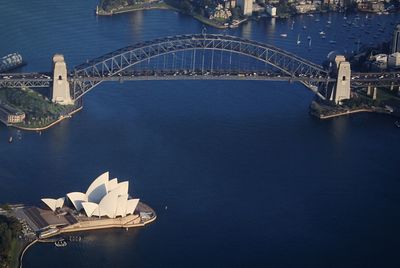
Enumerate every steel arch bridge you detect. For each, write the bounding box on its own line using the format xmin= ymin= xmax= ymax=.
xmin=71 ymin=34 xmax=330 ymax=100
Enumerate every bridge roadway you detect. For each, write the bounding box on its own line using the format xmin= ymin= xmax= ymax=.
xmin=1 ymin=70 xmax=400 ymax=88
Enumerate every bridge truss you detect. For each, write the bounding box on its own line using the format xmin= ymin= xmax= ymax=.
xmin=71 ymin=34 xmax=330 ymax=100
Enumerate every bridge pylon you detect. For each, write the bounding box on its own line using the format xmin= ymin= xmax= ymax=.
xmin=331 ymin=55 xmax=351 ymax=105
xmin=52 ymin=54 xmax=74 ymax=105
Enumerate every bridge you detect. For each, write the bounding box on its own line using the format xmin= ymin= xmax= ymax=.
xmin=0 ymin=34 xmax=399 ymax=105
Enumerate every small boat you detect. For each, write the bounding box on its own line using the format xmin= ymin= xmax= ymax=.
xmin=280 ymin=33 xmax=288 ymax=38
xmin=297 ymin=34 xmax=301 ymax=45
xmin=319 ymin=31 xmax=325 ymax=35
xmin=55 ymin=239 xmax=67 ymax=247
xmin=315 ymin=18 xmax=320 ymax=22
xmin=329 ymin=40 xmax=336 ymax=44
xmin=395 ymin=121 xmax=400 ymax=128
xmin=327 ymin=20 xmax=332 ymax=24
xmin=303 ymin=25 xmax=307 ymax=30
xmin=8 ymin=137 xmax=12 ymax=143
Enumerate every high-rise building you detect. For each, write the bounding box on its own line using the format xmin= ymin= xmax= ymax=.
xmin=238 ymin=0 xmax=253 ymax=16
xmin=392 ymin=24 xmax=400 ymax=54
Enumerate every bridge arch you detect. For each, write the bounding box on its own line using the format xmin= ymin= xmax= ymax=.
xmin=71 ymin=34 xmax=329 ymax=100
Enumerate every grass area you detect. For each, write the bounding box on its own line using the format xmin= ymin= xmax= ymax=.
xmin=0 ymin=215 xmax=22 ymax=268
xmin=8 ymin=239 xmax=24 ymax=268
xmin=0 ymin=88 xmax=72 ymax=128
xmin=98 ymin=1 xmax=172 ymax=15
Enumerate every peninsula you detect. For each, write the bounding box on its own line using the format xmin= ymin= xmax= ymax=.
xmin=0 ymin=172 xmax=156 ymax=268
xmin=0 ymin=87 xmax=82 ymax=131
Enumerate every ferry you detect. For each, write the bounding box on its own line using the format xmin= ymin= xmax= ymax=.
xmin=0 ymin=53 xmax=24 ymax=72
xmin=55 ymin=239 xmax=67 ymax=247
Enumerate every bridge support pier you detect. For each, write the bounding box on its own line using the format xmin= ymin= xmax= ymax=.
xmin=52 ymin=54 xmax=74 ymax=105
xmin=367 ymin=84 xmax=372 ymax=96
xmin=332 ymin=56 xmax=351 ymax=105
xmin=372 ymin=87 xmax=377 ymax=100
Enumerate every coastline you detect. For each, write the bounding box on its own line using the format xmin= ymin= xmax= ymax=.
xmin=18 ymin=240 xmax=37 ymax=268
xmin=14 ymin=201 xmax=156 ymax=268
xmin=96 ymin=2 xmax=233 ymax=29
xmin=9 ymin=105 xmax=83 ymax=132
xmin=310 ymin=106 xmax=393 ymax=120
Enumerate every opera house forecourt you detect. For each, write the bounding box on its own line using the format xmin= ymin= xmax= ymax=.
xmin=13 ymin=171 xmax=156 ymax=240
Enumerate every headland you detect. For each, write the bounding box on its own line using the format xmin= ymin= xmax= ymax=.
xmin=0 ymin=171 xmax=156 ymax=268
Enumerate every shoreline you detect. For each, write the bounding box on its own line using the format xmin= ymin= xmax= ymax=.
xmin=9 ymin=105 xmax=83 ymax=132
xmin=311 ymin=107 xmax=393 ymax=119
xmin=14 ymin=201 xmax=156 ymax=267
xmin=18 ymin=240 xmax=37 ymax=268
xmin=96 ymin=2 xmax=233 ymax=29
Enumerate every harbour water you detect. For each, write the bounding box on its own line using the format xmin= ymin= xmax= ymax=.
xmin=1 ymin=0 xmax=400 ymax=267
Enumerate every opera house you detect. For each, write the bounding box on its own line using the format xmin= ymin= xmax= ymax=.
xmin=42 ymin=171 xmax=140 ymax=219
xmin=13 ymin=172 xmax=156 ymax=239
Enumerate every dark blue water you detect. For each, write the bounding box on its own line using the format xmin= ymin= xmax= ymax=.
xmin=1 ymin=0 xmax=400 ymax=267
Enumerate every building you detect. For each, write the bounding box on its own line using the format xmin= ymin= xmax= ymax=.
xmin=42 ymin=171 xmax=140 ymax=219
xmin=295 ymin=3 xmax=317 ymax=13
xmin=0 ymin=102 xmax=25 ymax=125
xmin=266 ymin=5 xmax=277 ymax=17
xmin=392 ymin=24 xmax=400 ymax=54
xmin=388 ymin=52 xmax=400 ymax=68
xmin=238 ymin=0 xmax=253 ymax=16
xmin=374 ymin=53 xmax=388 ymax=69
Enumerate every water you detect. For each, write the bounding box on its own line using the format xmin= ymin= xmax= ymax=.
xmin=1 ymin=0 xmax=400 ymax=267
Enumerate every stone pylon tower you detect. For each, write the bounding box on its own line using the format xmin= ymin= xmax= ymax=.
xmin=332 ymin=55 xmax=351 ymax=105
xmin=52 ymin=54 xmax=74 ymax=105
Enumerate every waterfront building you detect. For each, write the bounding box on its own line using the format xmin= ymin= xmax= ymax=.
xmin=388 ymin=52 xmax=400 ymax=68
xmin=372 ymin=53 xmax=388 ymax=70
xmin=266 ymin=5 xmax=277 ymax=17
xmin=0 ymin=102 xmax=25 ymax=125
xmin=392 ymin=24 xmax=400 ymax=54
xmin=238 ymin=0 xmax=253 ymax=16
xmin=42 ymin=171 xmax=140 ymax=219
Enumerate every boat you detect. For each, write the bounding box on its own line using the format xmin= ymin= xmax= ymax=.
xmin=55 ymin=239 xmax=67 ymax=247
xmin=303 ymin=25 xmax=307 ymax=30
xmin=307 ymin=36 xmax=311 ymax=40
xmin=329 ymin=40 xmax=336 ymax=44
xmin=395 ymin=121 xmax=400 ymax=128
xmin=297 ymin=34 xmax=301 ymax=45
xmin=319 ymin=31 xmax=325 ymax=35
xmin=315 ymin=18 xmax=320 ymax=22
xmin=291 ymin=21 xmax=294 ymax=30
xmin=8 ymin=137 xmax=12 ymax=143
xmin=0 ymin=53 xmax=24 ymax=72
xmin=280 ymin=33 xmax=287 ymax=38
